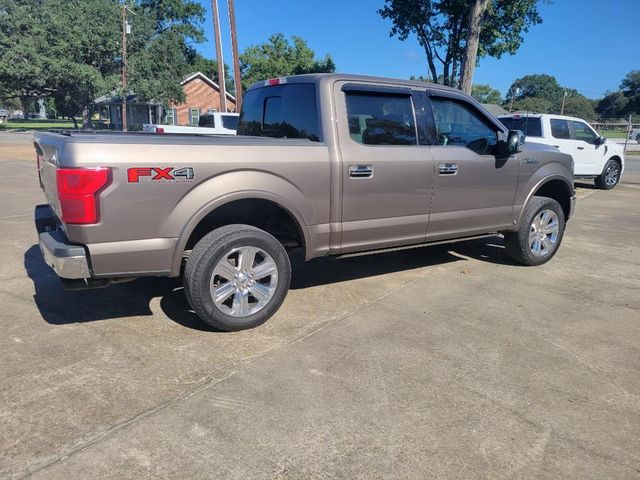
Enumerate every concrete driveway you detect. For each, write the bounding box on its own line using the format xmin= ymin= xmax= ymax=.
xmin=1 ymin=132 xmax=639 ymax=479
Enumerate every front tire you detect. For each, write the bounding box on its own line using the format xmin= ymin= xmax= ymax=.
xmin=594 ymin=159 xmax=621 ymax=190
xmin=184 ymin=224 xmax=291 ymax=331
xmin=504 ymin=196 xmax=566 ymax=266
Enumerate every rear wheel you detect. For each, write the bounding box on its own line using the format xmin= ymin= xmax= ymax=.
xmin=184 ymin=224 xmax=291 ymax=331
xmin=594 ymin=159 xmax=620 ymax=190
xmin=504 ymin=196 xmax=566 ymax=266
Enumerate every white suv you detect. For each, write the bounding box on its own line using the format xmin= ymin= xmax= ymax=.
xmin=500 ymin=113 xmax=625 ymax=190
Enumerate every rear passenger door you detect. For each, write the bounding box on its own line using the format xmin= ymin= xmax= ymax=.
xmin=335 ymin=83 xmax=435 ymax=252
xmin=425 ymin=93 xmax=520 ymax=240
xmin=547 ymin=118 xmax=574 ymax=157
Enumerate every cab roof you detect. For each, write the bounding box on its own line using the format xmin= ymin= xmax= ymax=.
xmin=246 ymin=72 xmax=463 ymax=95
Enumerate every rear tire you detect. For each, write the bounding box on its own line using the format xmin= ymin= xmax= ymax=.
xmin=504 ymin=196 xmax=566 ymax=266
xmin=184 ymin=224 xmax=291 ymax=331
xmin=594 ymin=159 xmax=620 ymax=190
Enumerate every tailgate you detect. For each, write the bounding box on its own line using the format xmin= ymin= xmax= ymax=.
xmin=33 ymin=132 xmax=67 ymax=220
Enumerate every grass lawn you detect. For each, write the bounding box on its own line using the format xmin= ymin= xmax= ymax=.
xmin=598 ymin=130 xmax=629 ymax=138
xmin=0 ymin=119 xmax=79 ymax=130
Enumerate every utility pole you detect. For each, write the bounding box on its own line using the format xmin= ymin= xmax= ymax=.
xmin=623 ymin=114 xmax=631 ymax=154
xmin=560 ymin=89 xmax=567 ymax=115
xmin=227 ymin=0 xmax=242 ymax=111
xmin=211 ymin=0 xmax=227 ymax=112
xmin=121 ymin=2 xmax=128 ymax=131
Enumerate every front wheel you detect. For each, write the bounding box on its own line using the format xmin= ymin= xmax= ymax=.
xmin=504 ymin=196 xmax=566 ymax=266
xmin=184 ymin=224 xmax=291 ymax=331
xmin=594 ymin=159 xmax=621 ymax=190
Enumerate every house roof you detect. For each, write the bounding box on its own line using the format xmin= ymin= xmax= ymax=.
xmin=481 ymin=103 xmax=508 ymax=116
xmin=182 ymin=72 xmax=236 ymax=102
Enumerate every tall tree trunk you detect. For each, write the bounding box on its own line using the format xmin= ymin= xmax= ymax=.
xmin=21 ymin=95 xmax=29 ymax=119
xmin=460 ymin=0 xmax=490 ymax=94
xmin=82 ymin=107 xmax=91 ymax=129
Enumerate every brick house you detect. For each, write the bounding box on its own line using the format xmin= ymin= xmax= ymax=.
xmin=167 ymin=72 xmax=237 ymax=126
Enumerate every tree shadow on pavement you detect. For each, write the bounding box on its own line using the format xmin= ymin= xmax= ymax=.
xmin=25 ymin=235 xmax=512 ymax=331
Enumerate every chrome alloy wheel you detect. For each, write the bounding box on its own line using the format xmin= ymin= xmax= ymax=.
xmin=604 ymin=162 xmax=619 ymax=187
xmin=529 ymin=209 xmax=559 ymax=257
xmin=209 ymin=246 xmax=278 ymax=317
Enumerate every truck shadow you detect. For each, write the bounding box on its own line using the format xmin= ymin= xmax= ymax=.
xmin=25 ymin=235 xmax=511 ymax=331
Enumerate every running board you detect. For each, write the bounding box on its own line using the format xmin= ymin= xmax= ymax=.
xmin=335 ymin=233 xmax=499 ymax=259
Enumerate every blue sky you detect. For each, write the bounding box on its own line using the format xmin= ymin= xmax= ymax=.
xmin=195 ymin=0 xmax=638 ymax=100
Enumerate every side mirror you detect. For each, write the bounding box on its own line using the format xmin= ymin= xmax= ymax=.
xmin=504 ymin=129 xmax=525 ymax=156
xmin=595 ymin=136 xmax=606 ymax=145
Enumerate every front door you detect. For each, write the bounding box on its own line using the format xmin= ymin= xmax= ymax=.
xmin=571 ymin=120 xmax=603 ymax=175
xmin=336 ymin=83 xmax=434 ymax=253
xmin=426 ymin=95 xmax=520 ymax=241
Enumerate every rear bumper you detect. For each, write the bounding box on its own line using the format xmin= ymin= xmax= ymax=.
xmin=35 ymin=205 xmax=90 ymax=279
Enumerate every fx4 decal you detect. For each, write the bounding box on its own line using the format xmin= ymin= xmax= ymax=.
xmin=127 ymin=167 xmax=195 ymax=183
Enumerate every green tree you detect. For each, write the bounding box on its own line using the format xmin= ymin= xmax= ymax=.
xmin=506 ymin=74 xmax=563 ymax=103
xmin=240 ymin=33 xmax=335 ymax=89
xmin=561 ymin=95 xmax=595 ymax=120
xmin=620 ymin=70 xmax=640 ymax=115
xmin=0 ymin=0 xmax=50 ymax=116
xmin=510 ymin=96 xmax=553 ymax=114
xmin=0 ymin=0 xmax=206 ymax=125
xmin=596 ymin=92 xmax=628 ymax=119
xmin=506 ymin=74 xmax=595 ymax=118
xmin=471 ymin=83 xmax=502 ymax=104
xmin=378 ymin=0 xmax=542 ymax=90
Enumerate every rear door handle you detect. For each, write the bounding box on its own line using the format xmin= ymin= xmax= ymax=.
xmin=349 ymin=165 xmax=373 ymax=178
xmin=577 ymin=146 xmax=585 ymax=150
xmin=438 ymin=163 xmax=458 ymax=175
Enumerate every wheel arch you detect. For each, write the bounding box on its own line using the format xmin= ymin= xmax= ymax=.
xmin=517 ymin=176 xmax=574 ymax=227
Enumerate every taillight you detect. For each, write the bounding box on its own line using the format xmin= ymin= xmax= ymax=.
xmin=56 ymin=168 xmax=110 ymax=224
xmin=155 ymin=127 xmax=165 ymax=134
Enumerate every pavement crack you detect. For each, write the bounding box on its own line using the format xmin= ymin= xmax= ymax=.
xmin=15 ymin=264 xmax=448 ymax=479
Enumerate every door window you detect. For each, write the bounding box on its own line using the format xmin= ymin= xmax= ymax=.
xmin=430 ymin=98 xmax=498 ymax=155
xmin=572 ymin=121 xmax=597 ymax=144
xmin=550 ymin=119 xmax=571 ymax=139
xmin=345 ymin=93 xmax=417 ymax=146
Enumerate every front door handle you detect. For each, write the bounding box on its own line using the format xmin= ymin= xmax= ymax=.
xmin=349 ymin=165 xmax=373 ymax=178
xmin=438 ymin=163 xmax=458 ymax=175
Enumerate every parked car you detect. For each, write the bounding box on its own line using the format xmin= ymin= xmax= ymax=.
xmin=34 ymin=73 xmax=575 ymax=331
xmin=629 ymin=128 xmax=640 ymax=143
xmin=143 ymin=112 xmax=238 ymax=135
xmin=0 ymin=108 xmax=7 ymax=120
xmin=500 ymin=113 xmax=624 ymax=190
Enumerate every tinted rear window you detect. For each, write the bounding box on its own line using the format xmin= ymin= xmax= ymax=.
xmin=500 ymin=117 xmax=542 ymax=137
xmin=237 ymin=83 xmax=320 ymax=141
xmin=221 ymin=115 xmax=238 ymax=130
xmin=550 ymin=119 xmax=571 ymax=139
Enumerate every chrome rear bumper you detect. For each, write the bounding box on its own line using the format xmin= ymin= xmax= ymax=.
xmin=35 ymin=205 xmax=90 ymax=279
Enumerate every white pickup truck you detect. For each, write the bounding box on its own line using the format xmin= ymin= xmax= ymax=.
xmin=143 ymin=112 xmax=239 ymax=135
xmin=500 ymin=113 xmax=625 ymax=190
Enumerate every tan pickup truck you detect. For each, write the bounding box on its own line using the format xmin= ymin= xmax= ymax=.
xmin=34 ymin=73 xmax=575 ymax=331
